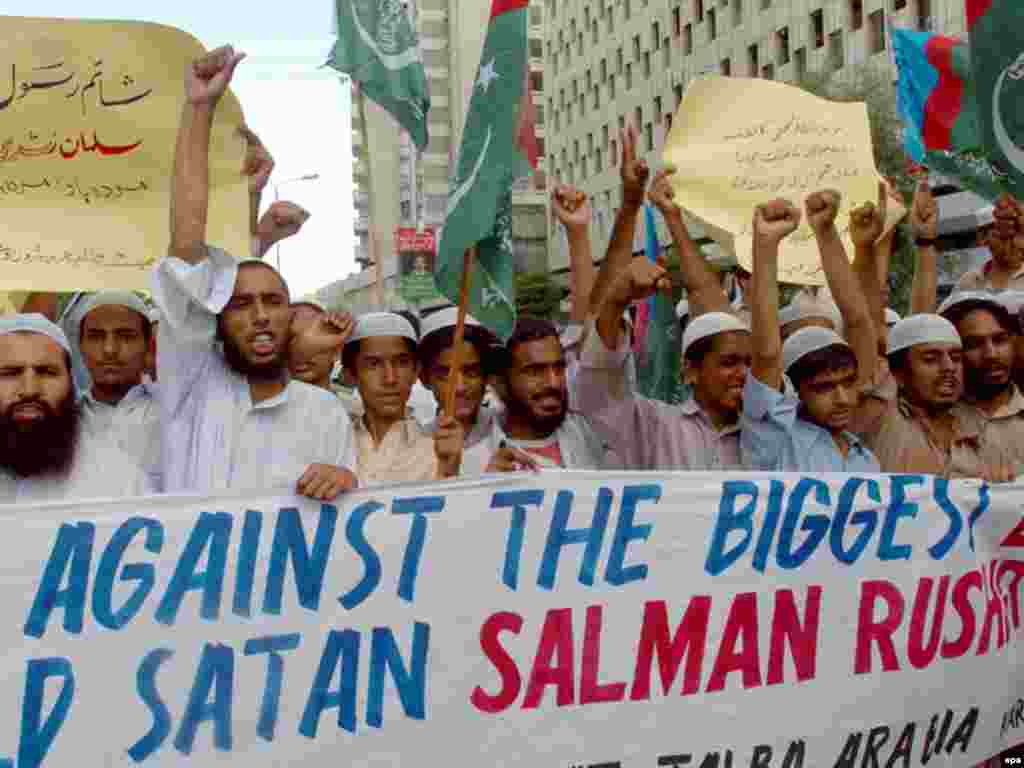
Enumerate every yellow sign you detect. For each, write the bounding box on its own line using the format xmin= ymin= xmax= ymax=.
xmin=0 ymin=17 xmax=249 ymax=292
xmin=663 ymin=76 xmax=905 ymax=285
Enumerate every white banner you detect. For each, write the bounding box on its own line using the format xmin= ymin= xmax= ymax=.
xmin=1 ymin=471 xmax=1024 ymax=767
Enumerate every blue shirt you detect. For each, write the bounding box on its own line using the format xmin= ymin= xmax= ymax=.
xmin=741 ymin=373 xmax=880 ymax=473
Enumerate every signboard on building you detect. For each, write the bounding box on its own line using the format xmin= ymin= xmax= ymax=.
xmin=396 ymin=227 xmax=442 ymax=305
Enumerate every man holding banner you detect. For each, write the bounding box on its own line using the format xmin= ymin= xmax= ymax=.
xmin=155 ymin=45 xmax=358 ymax=500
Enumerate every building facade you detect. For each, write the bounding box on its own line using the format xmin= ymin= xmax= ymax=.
xmin=543 ymin=0 xmax=970 ymax=276
xmin=335 ymin=0 xmax=548 ymax=314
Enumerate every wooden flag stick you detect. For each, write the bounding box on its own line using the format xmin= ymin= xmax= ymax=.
xmin=443 ymin=247 xmax=476 ymax=418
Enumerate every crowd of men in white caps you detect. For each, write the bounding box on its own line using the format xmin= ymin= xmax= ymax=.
xmin=3 ymin=44 xmax=1024 ymax=508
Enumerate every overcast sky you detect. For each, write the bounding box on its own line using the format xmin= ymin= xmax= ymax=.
xmin=9 ymin=1 xmax=355 ymax=299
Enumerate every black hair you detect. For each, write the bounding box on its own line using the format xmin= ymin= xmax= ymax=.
xmin=943 ymin=301 xmax=1017 ymax=336
xmin=888 ymin=348 xmax=910 ymax=374
xmin=497 ymin=317 xmax=561 ymax=372
xmin=787 ymin=343 xmax=857 ymax=391
xmin=418 ymin=325 xmax=498 ymax=374
xmin=684 ymin=334 xmax=716 ymax=366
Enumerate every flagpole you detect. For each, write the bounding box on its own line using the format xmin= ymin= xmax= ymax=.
xmin=358 ymin=90 xmax=385 ymax=310
xmin=443 ymin=247 xmax=476 ymax=418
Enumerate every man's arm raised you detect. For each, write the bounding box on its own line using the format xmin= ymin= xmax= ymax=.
xmin=749 ymin=199 xmax=802 ymax=390
xmin=170 ymin=46 xmax=245 ymax=265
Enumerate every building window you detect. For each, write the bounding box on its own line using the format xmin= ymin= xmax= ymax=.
xmin=664 ymin=37 xmax=671 ymax=67
xmin=592 ymin=20 xmax=599 ymax=44
xmin=708 ymin=8 xmax=717 ymax=40
xmin=674 ymin=83 xmax=684 ymax=107
xmin=529 ymin=4 xmax=541 ymax=25
xmin=626 ymin=63 xmax=633 ymax=89
xmin=673 ymin=7 xmax=681 ymax=36
xmin=529 ymin=39 xmax=543 ymax=59
xmin=917 ymin=0 xmax=932 ymax=30
xmin=595 ymin=148 xmax=603 ymax=170
xmin=610 ymin=138 xmax=618 ymax=164
xmin=733 ymin=0 xmax=743 ymax=27
xmin=869 ymin=9 xmax=885 ymax=53
xmin=696 ymin=0 xmax=705 ymax=22
xmin=748 ymin=43 xmax=759 ymax=76
xmin=777 ymin=27 xmax=790 ymax=65
xmin=829 ymin=30 xmax=844 ymax=71
xmin=600 ymin=58 xmax=607 ymax=81
xmin=643 ymin=52 xmax=651 ymax=77
xmin=654 ymin=95 xmax=663 ymax=122
xmin=794 ymin=47 xmax=807 ymax=80
xmin=850 ymin=0 xmax=863 ymax=29
xmin=652 ymin=22 xmax=660 ymax=48
xmin=811 ymin=9 xmax=825 ymax=49
xmin=762 ymin=63 xmax=774 ymax=80
xmin=633 ymin=34 xmax=642 ymax=61
xmin=617 ymin=47 xmax=624 ymax=73
xmin=721 ymin=57 xmax=731 ymax=75
xmin=684 ymin=23 xmax=693 ymax=55
xmin=645 ymin=123 xmax=654 ymax=151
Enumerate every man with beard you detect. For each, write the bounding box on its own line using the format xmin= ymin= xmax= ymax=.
xmin=61 ymin=291 xmax=161 ymax=488
xmin=343 ymin=313 xmax=464 ymax=484
xmin=939 ymin=292 xmax=1024 ymax=468
xmin=156 ymin=45 xmax=357 ymax=500
xmin=0 ymin=315 xmax=151 ymax=501
xmin=489 ymin=318 xmax=607 ymax=469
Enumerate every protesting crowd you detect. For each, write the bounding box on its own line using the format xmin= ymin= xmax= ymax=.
xmin=0 ymin=43 xmax=1021 ymax=517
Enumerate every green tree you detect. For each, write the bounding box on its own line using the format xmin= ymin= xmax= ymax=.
xmin=797 ymin=66 xmax=917 ymax=314
xmin=515 ymin=271 xmax=563 ymax=320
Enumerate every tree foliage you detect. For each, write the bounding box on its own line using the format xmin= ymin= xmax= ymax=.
xmin=797 ymin=66 xmax=917 ymax=314
xmin=515 ymin=270 xmax=563 ymax=320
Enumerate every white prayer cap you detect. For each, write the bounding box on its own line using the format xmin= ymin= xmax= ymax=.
xmin=777 ymin=295 xmax=844 ymax=335
xmin=977 ymin=205 xmax=996 ymax=227
xmin=292 ymin=298 xmax=327 ymax=312
xmin=998 ymin=291 xmax=1024 ymax=316
xmin=675 ymin=299 xmax=690 ymax=319
xmin=887 ymin=314 xmax=961 ymax=354
xmin=681 ymin=311 xmax=749 ymax=359
xmin=938 ymin=290 xmax=1013 ymax=329
xmin=420 ymin=307 xmax=481 ymax=340
xmin=76 ymin=290 xmax=151 ymax=326
xmin=885 ymin=308 xmax=901 ymax=327
xmin=0 ymin=314 xmax=72 ymax=354
xmin=346 ymin=312 xmax=418 ymax=346
xmin=782 ymin=326 xmax=849 ymax=373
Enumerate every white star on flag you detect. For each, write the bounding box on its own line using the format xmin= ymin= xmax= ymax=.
xmin=476 ymin=58 xmax=500 ymax=93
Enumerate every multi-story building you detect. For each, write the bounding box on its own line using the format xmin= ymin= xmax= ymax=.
xmin=326 ymin=0 xmax=548 ymax=314
xmin=543 ymin=0 xmax=970 ymax=277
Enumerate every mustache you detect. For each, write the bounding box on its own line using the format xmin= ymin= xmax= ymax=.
xmin=5 ymin=397 xmax=56 ymax=420
xmin=532 ymin=388 xmax=566 ymax=400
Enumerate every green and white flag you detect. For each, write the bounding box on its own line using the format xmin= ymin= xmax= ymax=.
xmin=327 ymin=0 xmax=430 ymax=151
xmin=968 ymin=0 xmax=1024 ymax=198
xmin=435 ymin=0 xmax=539 ymax=342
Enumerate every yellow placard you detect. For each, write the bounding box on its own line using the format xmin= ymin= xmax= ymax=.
xmin=0 ymin=17 xmax=249 ymax=292
xmin=663 ymin=76 xmax=906 ymax=285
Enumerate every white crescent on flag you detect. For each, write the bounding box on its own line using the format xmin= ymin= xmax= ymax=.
xmin=351 ymin=2 xmax=422 ymax=70
xmin=992 ymin=65 xmax=1024 ymax=175
xmin=446 ymin=127 xmax=493 ymax=217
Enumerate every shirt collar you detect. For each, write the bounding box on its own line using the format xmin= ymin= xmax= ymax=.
xmin=964 ymin=383 xmax=1024 ymax=420
xmin=80 ymin=380 xmax=153 ymax=408
xmin=679 ymin=397 xmax=741 ymax=435
xmin=897 ymin=395 xmax=981 ymax=444
xmin=250 ymin=380 xmax=292 ymax=411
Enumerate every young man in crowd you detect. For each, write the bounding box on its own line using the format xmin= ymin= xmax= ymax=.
xmin=777 ymin=294 xmax=843 ymax=341
xmin=156 ymin=45 xmax=358 ymax=501
xmin=0 ymin=315 xmax=150 ymax=500
xmin=343 ymin=312 xmax=464 ymax=484
xmin=62 ymin=290 xmax=161 ymax=486
xmin=742 ymin=191 xmax=881 ymax=472
xmin=957 ymin=195 xmax=1024 ymax=292
xmin=938 ymin=292 xmax=1024 ymax=468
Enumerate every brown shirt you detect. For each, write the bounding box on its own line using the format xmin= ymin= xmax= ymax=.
xmin=857 ymin=393 xmax=1008 ymax=478
xmin=965 ymin=385 xmax=1024 ymax=470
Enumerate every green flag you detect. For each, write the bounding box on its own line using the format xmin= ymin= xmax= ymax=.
xmin=327 ymin=0 xmax=430 ymax=151
xmin=968 ymin=0 xmax=1024 ymax=198
xmin=636 ymin=205 xmax=683 ymax=403
xmin=435 ymin=0 xmax=538 ymax=342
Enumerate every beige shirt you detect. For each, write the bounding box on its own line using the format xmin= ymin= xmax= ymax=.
xmin=966 ymin=385 xmax=1024 ymax=469
xmin=956 ymin=259 xmax=1024 ymax=292
xmin=858 ymin=394 xmax=1008 ymax=478
xmin=353 ymin=416 xmax=439 ymax=487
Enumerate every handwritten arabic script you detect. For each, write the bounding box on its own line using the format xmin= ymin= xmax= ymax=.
xmin=0 ymin=175 xmax=149 ymax=205
xmin=0 ymin=130 xmax=143 ymax=164
xmin=0 ymin=243 xmax=152 ymax=268
xmin=0 ymin=58 xmax=153 ymax=117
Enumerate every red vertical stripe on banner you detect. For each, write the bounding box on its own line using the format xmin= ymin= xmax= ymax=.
xmin=966 ymin=0 xmax=994 ymax=29
xmin=491 ymin=0 xmax=529 ymax=19
xmin=922 ymin=35 xmax=963 ymax=150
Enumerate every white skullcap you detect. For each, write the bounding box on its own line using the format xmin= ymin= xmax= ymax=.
xmin=977 ymin=205 xmax=995 ymax=227
xmin=346 ymin=312 xmax=418 ymax=346
xmin=676 ymin=299 xmax=690 ymax=319
xmin=782 ymin=326 xmax=849 ymax=372
xmin=998 ymin=291 xmax=1024 ymax=316
xmin=76 ymin=290 xmax=151 ymax=325
xmin=777 ymin=295 xmax=844 ymax=335
xmin=421 ymin=307 xmax=481 ymax=340
xmin=0 ymin=313 xmax=72 ymax=354
xmin=148 ymin=307 xmax=162 ymax=324
xmin=885 ymin=308 xmax=901 ymax=327
xmin=887 ymin=314 xmax=961 ymax=354
xmin=938 ymin=290 xmax=1003 ymax=317
xmin=681 ymin=312 xmax=749 ymax=359
xmin=292 ymin=298 xmax=327 ymax=312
